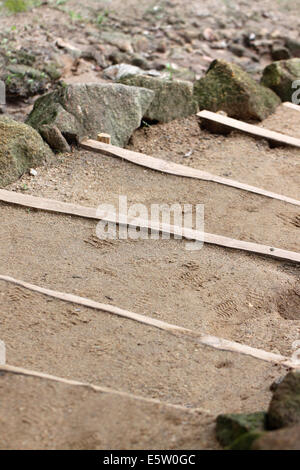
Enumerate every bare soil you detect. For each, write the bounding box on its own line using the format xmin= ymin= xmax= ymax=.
xmin=0 ymin=0 xmax=300 ymax=451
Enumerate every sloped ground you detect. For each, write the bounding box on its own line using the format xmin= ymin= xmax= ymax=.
xmin=0 ymin=0 xmax=300 ymax=451
xmin=0 ymin=372 xmax=216 ymax=450
xmin=0 ymin=104 xmax=299 ymax=449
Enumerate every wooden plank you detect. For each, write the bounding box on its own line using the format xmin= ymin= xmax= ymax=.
xmin=80 ymin=138 xmax=300 ymax=207
xmin=0 ymin=274 xmax=298 ymax=368
xmin=197 ymin=110 xmax=300 ymax=148
xmin=282 ymin=101 xmax=300 ymax=112
xmin=0 ymin=364 xmax=208 ymax=413
xmin=0 ymin=188 xmax=299 ymax=263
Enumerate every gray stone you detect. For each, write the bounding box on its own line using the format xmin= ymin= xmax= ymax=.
xmin=100 ymin=32 xmax=133 ymax=54
xmin=285 ymin=38 xmax=300 ymax=58
xmin=40 ymin=125 xmax=71 ymax=153
xmin=118 ymin=75 xmax=198 ymax=122
xmin=268 ymin=371 xmax=300 ymax=430
xmin=194 ymin=59 xmax=280 ymax=121
xmin=0 ymin=115 xmax=53 ymax=187
xmin=261 ymin=58 xmax=300 ymax=102
xmin=26 ymin=83 xmax=154 ymax=147
xmin=271 ymin=47 xmax=291 ymax=61
xmin=103 ymin=64 xmax=144 ymax=81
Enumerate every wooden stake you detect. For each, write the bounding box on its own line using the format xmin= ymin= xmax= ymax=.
xmin=197 ymin=110 xmax=300 ymax=148
xmin=97 ymin=133 xmax=111 ymax=145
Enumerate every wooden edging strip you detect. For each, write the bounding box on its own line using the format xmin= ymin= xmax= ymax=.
xmin=80 ymin=139 xmax=300 ymax=208
xmin=0 ymin=274 xmax=298 ymax=369
xmin=0 ymin=189 xmax=299 ymax=263
xmin=282 ymin=102 xmax=300 ymax=112
xmin=0 ymin=364 xmax=211 ymax=414
xmin=197 ymin=110 xmax=300 ymax=149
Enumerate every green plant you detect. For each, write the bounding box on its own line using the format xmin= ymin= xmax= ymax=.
xmin=68 ymin=10 xmax=84 ymax=22
xmin=3 ymin=0 xmax=42 ymax=13
xmin=4 ymin=0 xmax=28 ymax=13
xmin=95 ymin=9 xmax=109 ymax=26
xmin=165 ymin=63 xmax=175 ymax=80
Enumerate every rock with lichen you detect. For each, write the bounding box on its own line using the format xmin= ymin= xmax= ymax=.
xmin=3 ymin=64 xmax=49 ymax=100
xmin=193 ymin=59 xmax=280 ymax=121
xmin=216 ymin=412 xmax=267 ymax=448
xmin=0 ymin=46 xmax=62 ymax=101
xmin=0 ymin=115 xmax=53 ymax=187
xmin=261 ymin=58 xmax=300 ymax=102
xmin=26 ymin=83 xmax=154 ymax=148
xmin=118 ymin=75 xmax=198 ymax=122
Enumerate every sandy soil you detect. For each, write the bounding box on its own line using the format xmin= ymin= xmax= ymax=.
xmin=0 ymin=0 xmax=299 ymax=451
xmin=1 ymin=105 xmax=299 ymax=448
xmin=0 ymin=372 xmax=217 ymax=450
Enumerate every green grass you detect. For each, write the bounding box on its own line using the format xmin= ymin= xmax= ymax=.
xmin=4 ymin=0 xmax=28 ymax=12
xmin=3 ymin=0 xmax=42 ymax=13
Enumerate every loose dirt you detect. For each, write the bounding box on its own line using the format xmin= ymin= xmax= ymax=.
xmin=0 ymin=0 xmax=299 ymax=450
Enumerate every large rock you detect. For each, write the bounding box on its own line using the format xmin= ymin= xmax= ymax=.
xmin=193 ymin=59 xmax=280 ymax=121
xmin=118 ymin=75 xmax=198 ymax=122
xmin=252 ymin=425 xmax=300 ymax=450
xmin=268 ymin=371 xmax=300 ymax=430
xmin=261 ymin=59 xmax=300 ymax=102
xmin=26 ymin=83 xmax=154 ymax=147
xmin=216 ymin=412 xmax=266 ymax=447
xmin=0 ymin=116 xmax=53 ymax=187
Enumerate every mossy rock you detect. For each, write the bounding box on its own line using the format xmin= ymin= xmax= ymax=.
xmin=229 ymin=431 xmax=265 ymax=450
xmin=8 ymin=48 xmax=36 ymax=67
xmin=3 ymin=64 xmax=49 ymax=100
xmin=261 ymin=58 xmax=300 ymax=102
xmin=193 ymin=59 xmax=280 ymax=121
xmin=0 ymin=115 xmax=53 ymax=187
xmin=268 ymin=371 xmax=300 ymax=430
xmin=216 ymin=412 xmax=267 ymax=447
xmin=118 ymin=75 xmax=198 ymax=122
